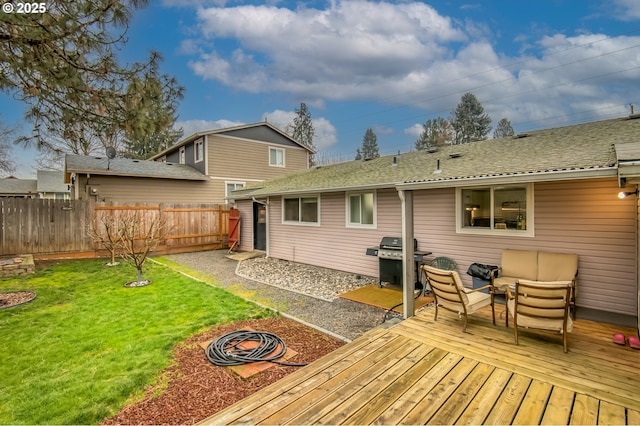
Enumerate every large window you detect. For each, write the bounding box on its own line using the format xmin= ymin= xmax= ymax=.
xmin=269 ymin=147 xmax=285 ymax=167
xmin=283 ymin=196 xmax=319 ymax=224
xmin=457 ymin=184 xmax=533 ymax=235
xmin=347 ymin=192 xmax=375 ymax=227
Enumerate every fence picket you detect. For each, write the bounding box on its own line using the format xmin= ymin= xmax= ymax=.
xmin=0 ymin=199 xmax=230 ymax=258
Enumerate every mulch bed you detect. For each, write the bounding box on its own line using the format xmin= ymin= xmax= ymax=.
xmin=101 ymin=317 xmax=346 ymax=425
xmin=0 ymin=291 xmax=36 ymax=309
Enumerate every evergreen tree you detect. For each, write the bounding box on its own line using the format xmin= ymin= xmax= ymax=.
xmin=291 ymin=103 xmax=317 ymax=166
xmin=1 ymin=1 xmax=184 ymax=158
xmin=415 ymin=117 xmax=454 ymax=150
xmin=0 ymin=120 xmax=16 ymax=175
xmin=356 ymin=128 xmax=380 ymax=160
xmin=449 ymin=93 xmax=492 ymax=144
xmin=493 ymin=117 xmax=516 ymax=139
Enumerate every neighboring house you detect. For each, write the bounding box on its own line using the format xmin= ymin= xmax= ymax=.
xmin=0 ymin=176 xmax=37 ymax=198
xmin=36 ymin=170 xmax=70 ymax=200
xmin=64 ymin=121 xmax=313 ymax=204
xmin=231 ymin=115 xmax=640 ymax=326
xmin=150 ymin=121 xmax=313 ymax=203
xmin=64 ymin=155 xmax=210 ymax=203
xmin=0 ymin=171 xmax=70 ymax=199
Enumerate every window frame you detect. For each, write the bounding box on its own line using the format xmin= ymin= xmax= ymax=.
xmin=281 ymin=195 xmax=320 ymax=226
xmin=455 ymin=183 xmax=534 ymax=237
xmin=269 ymin=147 xmax=285 ymax=167
xmin=178 ymin=147 xmax=185 ymax=164
xmin=346 ymin=191 xmax=377 ymax=228
xmin=194 ymin=139 xmax=204 ymax=163
xmin=225 ymin=181 xmax=245 ymax=204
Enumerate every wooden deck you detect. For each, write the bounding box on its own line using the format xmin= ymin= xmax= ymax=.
xmin=201 ymin=305 xmax=640 ymax=425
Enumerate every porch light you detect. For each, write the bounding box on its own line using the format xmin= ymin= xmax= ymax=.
xmin=618 ymin=189 xmax=638 ymax=199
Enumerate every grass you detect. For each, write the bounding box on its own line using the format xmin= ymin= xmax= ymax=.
xmin=0 ymin=258 xmax=273 ymax=425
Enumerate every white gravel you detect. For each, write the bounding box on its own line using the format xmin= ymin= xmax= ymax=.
xmin=236 ymin=256 xmax=377 ymax=302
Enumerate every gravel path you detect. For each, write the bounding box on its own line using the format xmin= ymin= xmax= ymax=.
xmin=161 ymin=250 xmax=401 ymax=341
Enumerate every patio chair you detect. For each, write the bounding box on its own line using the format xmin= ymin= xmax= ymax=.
xmin=429 ymin=256 xmax=457 ymax=271
xmin=422 ymin=265 xmax=492 ymax=332
xmin=506 ymin=279 xmax=573 ymax=353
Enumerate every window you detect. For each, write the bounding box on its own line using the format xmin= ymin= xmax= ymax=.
xmin=195 ymin=139 xmax=204 ymax=163
xmin=457 ymin=184 xmax=533 ymax=235
xmin=347 ymin=192 xmax=376 ymax=227
xmin=269 ymin=147 xmax=285 ymax=167
xmin=179 ymin=147 xmax=185 ymax=164
xmin=225 ymin=182 xmax=245 ymax=203
xmin=283 ymin=196 xmax=319 ymax=224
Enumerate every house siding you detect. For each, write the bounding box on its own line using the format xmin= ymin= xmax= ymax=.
xmin=206 ymin=135 xmax=308 ymax=181
xmin=238 ymin=177 xmax=637 ymax=316
xmin=413 ymin=179 xmax=637 ymax=316
xmin=78 ymin=175 xmax=218 ymax=203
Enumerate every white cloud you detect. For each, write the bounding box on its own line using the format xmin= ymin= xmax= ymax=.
xmin=263 ymin=109 xmax=337 ymax=151
xmin=175 ymin=119 xmax=244 ymax=138
xmin=181 ymin=1 xmax=639 ymax=129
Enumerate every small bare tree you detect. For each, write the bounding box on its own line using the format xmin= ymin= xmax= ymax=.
xmin=118 ymin=211 xmax=167 ymax=285
xmin=87 ymin=211 xmax=122 ymax=266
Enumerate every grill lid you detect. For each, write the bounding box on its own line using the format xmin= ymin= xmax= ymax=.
xmin=380 ymin=237 xmax=402 ymax=249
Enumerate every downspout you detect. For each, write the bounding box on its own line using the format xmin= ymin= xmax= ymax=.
xmin=398 ymin=189 xmax=416 ymax=319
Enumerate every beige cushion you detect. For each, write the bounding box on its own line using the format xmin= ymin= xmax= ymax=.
xmin=501 ymin=250 xmax=538 ymax=280
xmin=537 ymin=252 xmax=578 ymax=282
xmin=463 ymin=288 xmax=492 ymax=312
xmin=508 ymin=280 xmax=574 ymax=332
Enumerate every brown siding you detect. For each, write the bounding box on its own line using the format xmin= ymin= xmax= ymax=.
xmin=81 ymin=175 xmax=222 ymax=204
xmin=206 ymin=135 xmax=308 ymax=181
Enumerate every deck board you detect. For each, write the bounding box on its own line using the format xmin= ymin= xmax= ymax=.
xmin=201 ymin=305 xmax=640 ymax=425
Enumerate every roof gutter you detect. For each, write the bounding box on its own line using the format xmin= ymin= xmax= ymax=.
xmin=396 ymin=167 xmax=616 ymax=190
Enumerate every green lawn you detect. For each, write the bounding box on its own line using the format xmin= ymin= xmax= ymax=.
xmin=0 ymin=258 xmax=273 ymax=425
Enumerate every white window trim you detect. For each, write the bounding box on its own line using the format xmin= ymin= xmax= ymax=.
xmin=225 ymin=181 xmax=246 ymax=201
xmin=269 ymin=147 xmax=285 ymax=167
xmin=179 ymin=147 xmax=185 ymax=164
xmin=455 ymin=183 xmax=535 ymax=237
xmin=194 ymin=139 xmax=204 ymax=163
xmin=346 ymin=191 xmax=377 ymax=229
xmin=281 ymin=195 xmax=320 ymax=226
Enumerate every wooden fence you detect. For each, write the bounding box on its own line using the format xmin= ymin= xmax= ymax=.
xmin=0 ymin=198 xmax=230 ymax=259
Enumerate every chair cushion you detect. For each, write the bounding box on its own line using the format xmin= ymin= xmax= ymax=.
xmin=464 ymin=290 xmax=492 ymax=313
xmin=537 ymin=252 xmax=578 ymax=282
xmin=501 ymin=250 xmax=538 ymax=280
xmin=507 ymin=299 xmax=573 ymax=332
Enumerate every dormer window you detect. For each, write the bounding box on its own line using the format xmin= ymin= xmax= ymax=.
xmin=195 ymin=139 xmax=204 ymax=163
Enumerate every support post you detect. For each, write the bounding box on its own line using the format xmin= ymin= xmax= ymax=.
xmin=399 ymin=190 xmax=415 ymax=319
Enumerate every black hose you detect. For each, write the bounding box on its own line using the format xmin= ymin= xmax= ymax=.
xmin=205 ymin=330 xmax=308 ymax=367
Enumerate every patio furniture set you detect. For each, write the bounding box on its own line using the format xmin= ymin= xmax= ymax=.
xmin=423 ymin=249 xmax=582 ymax=353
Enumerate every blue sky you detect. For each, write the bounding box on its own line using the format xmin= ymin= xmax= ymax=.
xmin=4 ymin=0 xmax=640 ymax=178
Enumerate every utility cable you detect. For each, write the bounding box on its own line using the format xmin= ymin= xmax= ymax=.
xmin=205 ymin=330 xmax=308 ymax=367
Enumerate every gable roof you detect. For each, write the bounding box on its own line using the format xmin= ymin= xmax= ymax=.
xmin=150 ymin=121 xmax=315 ymax=160
xmin=0 ymin=177 xmax=37 ymax=196
xmin=36 ymin=170 xmax=69 ymax=193
xmin=233 ymin=116 xmax=640 ymax=199
xmin=64 ymin=154 xmax=209 ymax=182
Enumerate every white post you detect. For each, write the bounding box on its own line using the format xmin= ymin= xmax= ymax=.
xmin=399 ymin=190 xmax=415 ymax=319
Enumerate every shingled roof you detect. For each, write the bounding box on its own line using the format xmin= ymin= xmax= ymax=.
xmin=64 ymin=155 xmax=209 ymax=181
xmin=233 ymin=116 xmax=640 ymax=199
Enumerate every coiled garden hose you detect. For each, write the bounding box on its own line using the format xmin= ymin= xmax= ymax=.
xmin=205 ymin=330 xmax=308 ymax=367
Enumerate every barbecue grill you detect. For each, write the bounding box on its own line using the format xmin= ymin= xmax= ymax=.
xmin=366 ymin=237 xmax=431 ymax=288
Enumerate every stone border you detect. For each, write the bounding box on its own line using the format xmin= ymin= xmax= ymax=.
xmin=0 ymin=255 xmax=35 ymax=278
